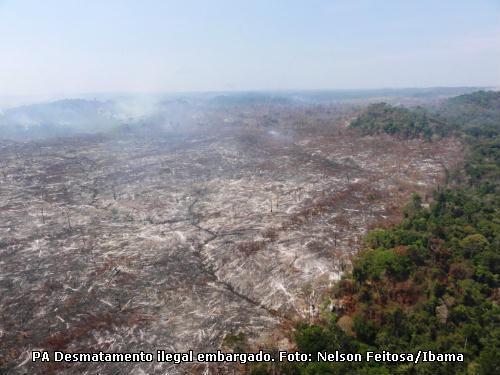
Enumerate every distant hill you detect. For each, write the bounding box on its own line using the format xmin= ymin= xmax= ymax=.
xmin=208 ymin=93 xmax=294 ymax=107
xmin=288 ymin=87 xmax=485 ymax=102
xmin=437 ymin=91 xmax=500 ymax=137
xmin=0 ymin=89 xmax=493 ymax=140
xmin=0 ymin=99 xmax=121 ymax=139
xmin=205 ymin=87 xmax=485 ymax=106
xmin=349 ymin=91 xmax=500 ymax=141
xmin=350 ymin=102 xmax=448 ymax=139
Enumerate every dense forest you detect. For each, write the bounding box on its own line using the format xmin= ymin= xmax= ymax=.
xmin=251 ymin=91 xmax=500 ymax=375
xmin=349 ymin=103 xmax=449 ymax=140
xmin=438 ymin=91 xmax=500 ymax=138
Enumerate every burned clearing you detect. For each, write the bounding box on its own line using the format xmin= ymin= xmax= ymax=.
xmin=0 ymin=106 xmax=463 ymax=374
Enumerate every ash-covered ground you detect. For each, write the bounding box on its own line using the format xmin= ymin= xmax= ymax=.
xmin=0 ymin=106 xmax=463 ymax=374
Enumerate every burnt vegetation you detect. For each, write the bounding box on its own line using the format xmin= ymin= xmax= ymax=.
xmin=0 ymin=90 xmax=496 ymax=374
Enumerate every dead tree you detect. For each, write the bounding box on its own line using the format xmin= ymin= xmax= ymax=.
xmin=65 ymin=211 xmax=72 ymax=231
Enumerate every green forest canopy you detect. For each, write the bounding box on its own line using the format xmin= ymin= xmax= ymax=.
xmin=349 ymin=91 xmax=500 ymax=141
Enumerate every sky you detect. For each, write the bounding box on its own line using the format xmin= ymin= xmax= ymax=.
xmin=0 ymin=0 xmax=499 ymax=96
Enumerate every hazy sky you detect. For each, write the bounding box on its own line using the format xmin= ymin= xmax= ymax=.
xmin=0 ymin=0 xmax=499 ymax=96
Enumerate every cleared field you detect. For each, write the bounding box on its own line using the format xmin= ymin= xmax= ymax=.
xmin=0 ymin=106 xmax=463 ymax=374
